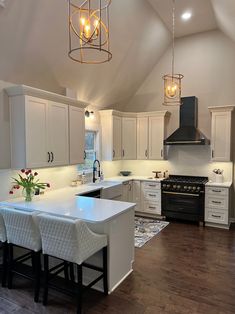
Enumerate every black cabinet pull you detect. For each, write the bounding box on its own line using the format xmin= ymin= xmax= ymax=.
xmin=47 ymin=152 xmax=51 ymax=163
xmin=113 ymin=150 xmax=115 ymax=158
xmin=212 ymin=214 xmax=221 ymax=218
xmin=84 ymin=151 xmax=87 ymax=160
xmin=212 ymin=189 xmax=221 ymax=193
xmin=145 ymin=150 xmax=148 ymax=158
xmin=212 ymin=200 xmax=221 ymax=204
xmin=51 ymin=152 xmax=54 ymax=162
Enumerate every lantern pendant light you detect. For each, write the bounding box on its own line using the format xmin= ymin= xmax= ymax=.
xmin=68 ymin=0 xmax=112 ymax=64
xmin=163 ymin=0 xmax=183 ymax=106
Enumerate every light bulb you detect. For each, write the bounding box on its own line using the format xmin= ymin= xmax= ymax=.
xmin=80 ymin=17 xmax=86 ymax=26
xmin=94 ymin=19 xmax=99 ymax=28
xmin=165 ymin=82 xmax=178 ymax=98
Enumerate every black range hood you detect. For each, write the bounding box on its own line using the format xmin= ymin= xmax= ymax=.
xmin=164 ymin=96 xmax=210 ymax=145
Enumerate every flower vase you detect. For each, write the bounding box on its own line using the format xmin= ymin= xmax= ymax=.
xmin=23 ymin=188 xmax=35 ymax=202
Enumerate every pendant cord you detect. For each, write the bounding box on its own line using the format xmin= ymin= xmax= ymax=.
xmin=172 ymin=0 xmax=175 ymax=78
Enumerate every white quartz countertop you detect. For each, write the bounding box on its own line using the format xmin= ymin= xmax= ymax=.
xmin=105 ymin=176 xmax=164 ymax=183
xmin=206 ymin=181 xmax=232 ymax=188
xmin=0 ymin=185 xmax=135 ymax=223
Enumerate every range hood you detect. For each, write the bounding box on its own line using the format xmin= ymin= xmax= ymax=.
xmin=164 ymin=96 xmax=210 ymax=145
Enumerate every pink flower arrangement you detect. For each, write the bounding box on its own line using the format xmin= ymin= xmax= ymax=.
xmin=9 ymin=169 xmax=50 ymax=199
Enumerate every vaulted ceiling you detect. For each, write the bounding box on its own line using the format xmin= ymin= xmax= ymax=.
xmin=0 ymin=0 xmax=235 ymax=108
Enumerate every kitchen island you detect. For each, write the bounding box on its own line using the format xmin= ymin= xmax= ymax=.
xmin=0 ymin=185 xmax=136 ymax=293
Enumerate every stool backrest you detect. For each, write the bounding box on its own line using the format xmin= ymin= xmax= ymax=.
xmin=37 ymin=214 xmax=107 ymax=265
xmin=0 ymin=211 xmax=7 ymax=243
xmin=1 ymin=208 xmax=41 ymax=252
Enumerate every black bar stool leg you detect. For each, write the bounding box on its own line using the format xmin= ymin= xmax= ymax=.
xmin=43 ymin=254 xmax=49 ymax=306
xmin=103 ymin=247 xmax=108 ymax=295
xmin=69 ymin=263 xmax=75 ymax=282
xmin=76 ymin=264 xmax=83 ymax=314
xmin=64 ymin=261 xmax=69 ymax=282
xmin=2 ymin=242 xmax=8 ymax=287
xmin=7 ymin=243 xmax=13 ymax=289
xmin=33 ymin=251 xmax=41 ymax=303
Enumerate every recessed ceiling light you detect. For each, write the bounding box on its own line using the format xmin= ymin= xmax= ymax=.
xmin=181 ymin=12 xmax=192 ymax=21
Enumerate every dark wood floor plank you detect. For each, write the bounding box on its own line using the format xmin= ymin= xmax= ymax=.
xmin=0 ymin=222 xmax=235 ymax=313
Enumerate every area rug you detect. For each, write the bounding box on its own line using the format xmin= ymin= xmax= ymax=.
xmin=135 ymin=217 xmax=169 ymax=248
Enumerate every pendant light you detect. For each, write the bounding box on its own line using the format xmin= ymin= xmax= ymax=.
xmin=163 ymin=0 xmax=183 ymax=106
xmin=68 ymin=0 xmax=112 ymax=64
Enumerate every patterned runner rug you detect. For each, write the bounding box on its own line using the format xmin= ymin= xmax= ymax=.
xmin=135 ymin=217 xmax=169 ymax=248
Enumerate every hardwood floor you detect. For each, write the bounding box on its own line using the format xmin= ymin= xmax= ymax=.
xmin=1 ymin=222 xmax=235 ymax=314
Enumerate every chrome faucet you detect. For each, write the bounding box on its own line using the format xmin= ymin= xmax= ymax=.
xmin=93 ymin=159 xmax=101 ymax=183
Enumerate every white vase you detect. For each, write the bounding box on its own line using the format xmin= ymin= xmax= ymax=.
xmin=215 ymin=174 xmax=223 ymax=183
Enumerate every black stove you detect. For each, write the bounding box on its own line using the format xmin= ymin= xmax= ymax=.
xmin=162 ymin=175 xmax=208 ymax=194
xmin=161 ymin=175 xmax=208 ymax=224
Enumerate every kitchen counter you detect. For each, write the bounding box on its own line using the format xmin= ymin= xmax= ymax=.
xmin=206 ymin=181 xmax=232 ymax=188
xmin=0 ymin=185 xmax=135 ymax=293
xmin=105 ymin=175 xmax=164 ymax=183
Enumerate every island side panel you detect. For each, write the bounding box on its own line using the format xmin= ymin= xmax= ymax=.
xmin=86 ymin=206 xmax=135 ymax=293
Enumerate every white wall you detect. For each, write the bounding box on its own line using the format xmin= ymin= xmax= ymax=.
xmin=122 ymin=30 xmax=235 ymax=138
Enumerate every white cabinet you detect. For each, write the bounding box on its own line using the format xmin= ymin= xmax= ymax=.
xmin=149 ymin=116 xmax=165 ymax=160
xmin=6 ymin=85 xmax=86 ymax=169
xmin=137 ymin=117 xmax=148 ymax=160
xmin=69 ymin=106 xmax=85 ymax=164
xmin=205 ymin=185 xmax=231 ymax=228
xmin=10 ymin=95 xmax=69 ymax=169
xmin=122 ymin=181 xmax=133 ymax=202
xmin=113 ymin=116 xmax=122 ymax=160
xmin=137 ymin=112 xmax=169 ymax=160
xmin=209 ymin=106 xmax=234 ymax=162
xmin=122 ymin=117 xmax=137 ymax=160
xmin=100 ymin=111 xmax=122 ymax=161
xmin=47 ymin=101 xmax=69 ymax=167
xmin=140 ymin=182 xmax=161 ymax=215
xmin=132 ymin=180 xmax=141 ymax=211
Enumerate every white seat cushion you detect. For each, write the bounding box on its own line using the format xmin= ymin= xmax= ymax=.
xmin=0 ymin=212 xmax=7 ymax=243
xmin=1 ymin=208 xmax=41 ymax=252
xmin=37 ymin=214 xmax=107 ymax=265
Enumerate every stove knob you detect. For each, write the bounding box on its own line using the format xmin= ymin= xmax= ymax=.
xmin=192 ymin=186 xmax=196 ymax=190
xmin=197 ymin=187 xmax=201 ymax=191
xmin=184 ymin=186 xmax=187 ymax=190
xmin=163 ymin=184 xmax=166 ymax=188
xmin=188 ymin=186 xmax=192 ymax=190
xmin=167 ymin=184 xmax=171 ymax=189
xmin=173 ymin=185 xmax=177 ymax=189
xmin=177 ymin=185 xmax=181 ymax=189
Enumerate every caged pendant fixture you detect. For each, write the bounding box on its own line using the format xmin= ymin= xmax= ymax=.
xmin=163 ymin=0 xmax=183 ymax=106
xmin=68 ymin=0 xmax=112 ymax=64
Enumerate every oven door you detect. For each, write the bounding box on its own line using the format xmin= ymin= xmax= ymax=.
xmin=162 ymin=191 xmax=204 ymax=222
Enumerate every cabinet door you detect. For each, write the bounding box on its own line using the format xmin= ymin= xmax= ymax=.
xmin=149 ymin=116 xmax=164 ymax=160
xmin=69 ymin=106 xmax=85 ymax=164
xmin=137 ymin=117 xmax=148 ymax=160
xmin=132 ymin=180 xmax=141 ymax=211
xmin=113 ymin=116 xmax=122 ymax=160
xmin=122 ymin=117 xmax=137 ymax=160
xmin=122 ymin=181 xmax=133 ymax=202
xmin=47 ymin=101 xmax=69 ymax=166
xmin=211 ymin=111 xmax=231 ymax=162
xmin=25 ymin=96 xmax=48 ymax=168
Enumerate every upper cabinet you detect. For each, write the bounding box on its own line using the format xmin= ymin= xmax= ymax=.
xmin=122 ymin=117 xmax=137 ymax=160
xmin=69 ymin=106 xmax=85 ymax=165
xmin=137 ymin=112 xmax=170 ymax=160
xmin=100 ymin=110 xmax=170 ymax=161
xmin=209 ymin=106 xmax=234 ymax=162
xmin=100 ymin=110 xmax=122 ymax=161
xmin=6 ymin=85 xmax=86 ymax=169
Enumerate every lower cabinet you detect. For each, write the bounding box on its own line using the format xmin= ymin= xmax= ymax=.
xmin=205 ymin=186 xmax=231 ymax=228
xmin=129 ymin=180 xmax=162 ymax=216
xmin=121 ymin=181 xmax=133 ymax=202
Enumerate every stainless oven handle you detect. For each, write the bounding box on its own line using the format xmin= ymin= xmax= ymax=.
xmin=162 ymin=191 xmax=200 ymax=197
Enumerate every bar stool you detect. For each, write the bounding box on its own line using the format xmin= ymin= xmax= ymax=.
xmin=37 ymin=214 xmax=108 ymax=314
xmin=0 ymin=212 xmax=7 ymax=287
xmin=0 ymin=208 xmax=42 ymax=302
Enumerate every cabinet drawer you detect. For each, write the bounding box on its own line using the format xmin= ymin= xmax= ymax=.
xmin=205 ymin=208 xmax=228 ymax=225
xmin=144 ymin=190 xmax=161 ymax=201
xmin=205 ymin=195 xmax=228 ymax=210
xmin=144 ymin=201 xmax=161 ymax=215
xmin=142 ymin=182 xmax=160 ymax=190
xmin=206 ymin=187 xmax=228 ymax=197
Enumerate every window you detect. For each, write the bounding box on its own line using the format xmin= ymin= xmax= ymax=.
xmin=78 ymin=131 xmax=97 ymax=172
